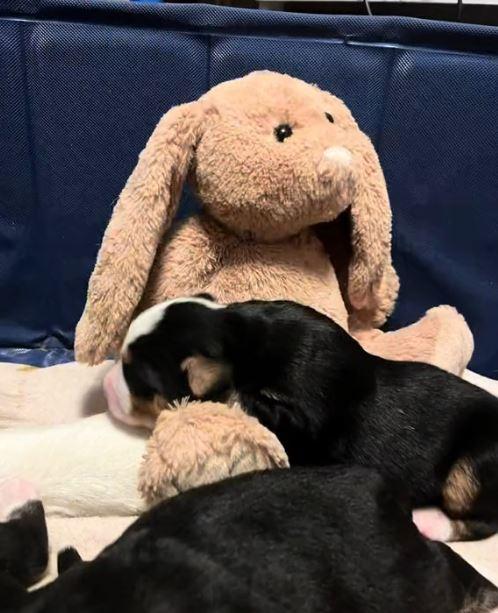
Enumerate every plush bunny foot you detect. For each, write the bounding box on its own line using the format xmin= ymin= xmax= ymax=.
xmin=0 ymin=477 xmax=39 ymax=521
xmin=412 ymin=508 xmax=454 ymax=542
xmin=354 ymin=305 xmax=473 ymax=376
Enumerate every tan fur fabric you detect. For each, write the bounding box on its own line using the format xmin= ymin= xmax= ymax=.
xmin=355 ymin=305 xmax=474 ymax=375
xmin=75 ymin=71 xmax=472 ymax=375
xmin=139 ymin=400 xmax=289 ymax=504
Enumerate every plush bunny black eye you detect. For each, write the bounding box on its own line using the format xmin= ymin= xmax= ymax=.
xmin=274 ymin=124 xmax=293 ymax=142
xmin=325 ymin=112 xmax=334 ymax=123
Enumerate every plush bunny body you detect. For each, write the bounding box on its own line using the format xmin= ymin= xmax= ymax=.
xmin=76 ymin=71 xmax=472 ymax=374
xmin=139 ymin=215 xmax=473 ymax=374
xmin=142 ymin=216 xmax=350 ymax=327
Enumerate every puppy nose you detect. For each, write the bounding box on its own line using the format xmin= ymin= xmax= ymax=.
xmin=321 ymin=146 xmax=353 ymax=166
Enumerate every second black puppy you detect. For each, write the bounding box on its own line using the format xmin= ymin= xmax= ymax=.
xmin=107 ymin=296 xmax=498 ymax=542
xmin=3 ymin=467 xmax=498 ymax=612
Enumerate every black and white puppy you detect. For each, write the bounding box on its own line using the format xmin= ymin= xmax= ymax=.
xmin=2 ymin=467 xmax=498 ymax=612
xmin=105 ymin=296 xmax=498 ymax=543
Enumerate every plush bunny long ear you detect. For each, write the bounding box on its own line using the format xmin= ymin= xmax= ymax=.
xmin=344 ymin=135 xmax=399 ymax=330
xmin=75 ymin=101 xmax=205 ymax=365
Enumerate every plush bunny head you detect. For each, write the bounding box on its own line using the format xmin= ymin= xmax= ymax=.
xmin=76 ymin=71 xmax=397 ymax=364
xmin=192 ymin=71 xmax=360 ymax=240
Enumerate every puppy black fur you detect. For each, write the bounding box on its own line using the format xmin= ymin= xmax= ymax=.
xmin=2 ymin=467 xmax=497 ymax=612
xmin=0 ymin=498 xmax=48 ymax=609
xmin=125 ymin=299 xmax=498 ymax=540
xmin=57 ymin=547 xmax=82 ymax=575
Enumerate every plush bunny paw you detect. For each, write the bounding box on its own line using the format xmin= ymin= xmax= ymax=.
xmin=423 ymin=305 xmax=474 ymax=375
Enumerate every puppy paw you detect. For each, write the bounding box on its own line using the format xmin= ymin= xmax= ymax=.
xmin=412 ymin=507 xmax=453 ymax=542
xmin=0 ymin=478 xmax=39 ymax=522
xmin=58 ymin=547 xmax=83 ymax=575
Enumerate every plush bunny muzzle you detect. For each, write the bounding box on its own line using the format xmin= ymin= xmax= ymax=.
xmin=316 ymin=145 xmax=356 ymax=209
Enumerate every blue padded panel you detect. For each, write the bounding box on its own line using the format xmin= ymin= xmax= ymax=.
xmin=23 ymin=22 xmax=207 ymax=345
xmin=381 ymin=50 xmax=498 ymax=377
xmin=0 ymin=1 xmax=497 ymax=376
xmin=0 ymin=22 xmax=41 ymax=347
xmin=0 ymin=17 xmax=207 ymax=352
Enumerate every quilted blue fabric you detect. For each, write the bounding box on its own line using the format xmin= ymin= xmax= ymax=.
xmin=0 ymin=2 xmax=497 ymax=376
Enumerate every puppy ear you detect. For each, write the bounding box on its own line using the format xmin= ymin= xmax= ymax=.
xmin=181 ymin=355 xmax=232 ymax=398
xmin=75 ymin=100 xmax=206 ymax=364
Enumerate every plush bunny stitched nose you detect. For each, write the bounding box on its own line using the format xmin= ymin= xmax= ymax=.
xmin=322 ymin=146 xmax=353 ymax=166
xmin=317 ymin=145 xmax=354 ymax=181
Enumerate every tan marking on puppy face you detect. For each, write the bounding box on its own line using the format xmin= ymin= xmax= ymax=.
xmin=128 ymin=394 xmax=171 ymax=429
xmin=450 ymin=519 xmax=475 ymax=542
xmin=181 ymin=355 xmax=232 ymax=397
xmin=443 ymin=458 xmax=480 ymax=515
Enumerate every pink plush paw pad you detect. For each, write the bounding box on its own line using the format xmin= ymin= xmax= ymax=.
xmin=0 ymin=478 xmax=39 ymax=522
xmin=412 ymin=507 xmax=453 ymax=542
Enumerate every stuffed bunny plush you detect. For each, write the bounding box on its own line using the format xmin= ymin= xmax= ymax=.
xmin=76 ymin=70 xmax=473 ymax=374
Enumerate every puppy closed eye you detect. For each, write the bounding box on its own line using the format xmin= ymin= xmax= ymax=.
xmin=325 ymin=112 xmax=334 ymax=123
